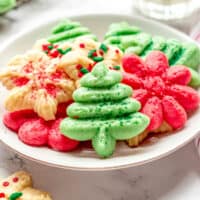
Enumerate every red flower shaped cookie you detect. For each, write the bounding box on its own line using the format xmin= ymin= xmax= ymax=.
xmin=3 ymin=106 xmax=79 ymax=151
xmin=122 ymin=51 xmax=199 ymax=145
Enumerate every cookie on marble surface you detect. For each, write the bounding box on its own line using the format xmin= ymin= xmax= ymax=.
xmin=0 ymin=171 xmax=52 ymax=200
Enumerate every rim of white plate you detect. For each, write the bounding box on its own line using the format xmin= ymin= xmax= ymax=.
xmin=0 ymin=13 xmax=199 ymax=171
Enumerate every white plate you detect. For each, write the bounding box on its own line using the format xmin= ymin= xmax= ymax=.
xmin=0 ymin=14 xmax=200 ymax=171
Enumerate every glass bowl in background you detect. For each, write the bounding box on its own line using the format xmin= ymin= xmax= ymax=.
xmin=134 ymin=0 xmax=200 ymax=21
xmin=191 ymin=21 xmax=200 ymax=44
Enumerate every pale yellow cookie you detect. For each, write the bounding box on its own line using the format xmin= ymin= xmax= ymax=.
xmin=0 ymin=171 xmax=32 ymax=195
xmin=58 ymin=38 xmax=123 ymax=81
xmin=0 ymin=37 xmax=123 ymax=121
xmin=0 ymin=171 xmax=52 ymax=200
xmin=0 ymin=49 xmax=75 ymax=121
xmin=21 ymin=187 xmax=52 ymax=200
xmin=127 ymin=121 xmax=173 ymax=147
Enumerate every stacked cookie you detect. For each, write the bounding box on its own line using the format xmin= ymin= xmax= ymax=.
xmin=0 ymin=19 xmax=199 ymax=158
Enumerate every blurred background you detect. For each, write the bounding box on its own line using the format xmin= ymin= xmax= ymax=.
xmin=0 ymin=0 xmax=200 ymax=43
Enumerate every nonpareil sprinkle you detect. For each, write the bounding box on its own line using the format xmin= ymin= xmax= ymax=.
xmin=92 ymin=56 xmax=104 ymax=62
xmin=57 ymin=48 xmax=64 ymax=54
xmin=99 ymin=43 xmax=108 ymax=52
xmin=99 ymin=50 xmax=104 ymax=56
xmin=92 ymin=52 xmax=98 ymax=57
xmin=115 ymin=49 xmax=120 ymax=54
xmin=47 ymin=45 xmax=53 ymax=50
xmin=87 ymin=64 xmax=93 ymax=71
xmin=49 ymin=49 xmax=60 ymax=58
xmin=113 ymin=65 xmax=121 ymax=70
xmin=78 ymin=72 xmax=83 ymax=78
xmin=80 ymin=67 xmax=89 ymax=74
xmin=88 ymin=49 xmax=96 ymax=58
xmin=0 ymin=193 xmax=5 ymax=198
xmin=76 ymin=64 xmax=82 ymax=70
xmin=9 ymin=192 xmax=23 ymax=200
xmin=79 ymin=43 xmax=85 ymax=48
xmin=42 ymin=44 xmax=50 ymax=51
xmin=57 ymin=47 xmax=72 ymax=55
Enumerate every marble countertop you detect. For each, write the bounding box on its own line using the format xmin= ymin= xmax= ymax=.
xmin=0 ymin=0 xmax=200 ymax=199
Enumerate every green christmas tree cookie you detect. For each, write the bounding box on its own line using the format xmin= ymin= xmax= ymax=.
xmin=104 ymin=22 xmax=200 ymax=87
xmin=47 ymin=19 xmax=97 ymax=44
xmin=0 ymin=0 xmax=16 ymax=14
xmin=60 ymin=62 xmax=149 ymax=158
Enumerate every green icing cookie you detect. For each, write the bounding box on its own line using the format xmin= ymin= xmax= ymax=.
xmin=141 ymin=36 xmax=166 ymax=57
xmin=104 ymin=21 xmax=200 ymax=87
xmin=104 ymin=22 xmax=141 ymax=50
xmin=174 ymin=43 xmax=200 ymax=71
xmin=48 ymin=19 xmax=97 ymax=43
xmin=104 ymin=22 xmax=140 ymax=39
xmin=187 ymin=68 xmax=200 ymax=87
xmin=123 ymin=33 xmax=152 ymax=54
xmin=60 ymin=62 xmax=149 ymax=158
xmin=163 ymin=39 xmax=182 ymax=65
xmin=0 ymin=0 xmax=16 ymax=14
xmin=67 ymin=98 xmax=141 ymax=119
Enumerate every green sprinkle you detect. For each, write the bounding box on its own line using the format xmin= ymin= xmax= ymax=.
xmin=113 ymin=65 xmax=121 ymax=70
xmin=92 ymin=56 xmax=104 ymax=62
xmin=88 ymin=49 xmax=96 ymax=58
xmin=44 ymin=50 xmax=49 ymax=54
xmin=100 ymin=43 xmax=108 ymax=52
xmin=57 ymin=48 xmax=64 ymax=54
xmin=48 ymin=45 xmax=53 ymax=50
xmin=57 ymin=47 xmax=72 ymax=55
xmin=64 ymin=47 xmax=72 ymax=54
xmin=9 ymin=192 xmax=23 ymax=200
xmin=80 ymin=67 xmax=89 ymax=74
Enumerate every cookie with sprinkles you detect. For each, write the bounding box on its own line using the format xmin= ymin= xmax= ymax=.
xmin=58 ymin=37 xmax=123 ymax=81
xmin=0 ymin=171 xmax=52 ymax=200
xmin=33 ymin=37 xmax=123 ymax=82
xmin=60 ymin=62 xmax=149 ymax=158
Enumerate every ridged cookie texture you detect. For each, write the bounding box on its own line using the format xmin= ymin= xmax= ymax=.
xmin=48 ymin=19 xmax=97 ymax=44
xmin=61 ymin=62 xmax=149 ymax=158
xmin=104 ymin=22 xmax=200 ymax=87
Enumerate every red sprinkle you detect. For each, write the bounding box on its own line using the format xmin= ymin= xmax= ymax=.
xmin=42 ymin=44 xmax=50 ymax=51
xmin=109 ymin=66 xmax=113 ymax=70
xmin=79 ymin=43 xmax=85 ymax=48
xmin=45 ymin=83 xmax=57 ymax=97
xmin=115 ymin=49 xmax=119 ymax=54
xmin=76 ymin=64 xmax=82 ymax=70
xmin=23 ymin=63 xmax=33 ymax=73
xmin=14 ymin=77 xmax=29 ymax=87
xmin=92 ymin=52 xmax=98 ymax=57
xmin=0 ymin=193 xmax=5 ymax=198
xmin=78 ymin=72 xmax=83 ymax=78
xmin=51 ymin=70 xmax=63 ymax=80
xmin=2 ymin=181 xmax=9 ymax=187
xmin=12 ymin=177 xmax=19 ymax=183
xmin=49 ymin=49 xmax=60 ymax=58
xmin=99 ymin=50 xmax=104 ymax=56
xmin=87 ymin=64 xmax=93 ymax=72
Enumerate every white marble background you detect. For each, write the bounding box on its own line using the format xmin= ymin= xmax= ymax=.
xmin=0 ymin=0 xmax=200 ymax=199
